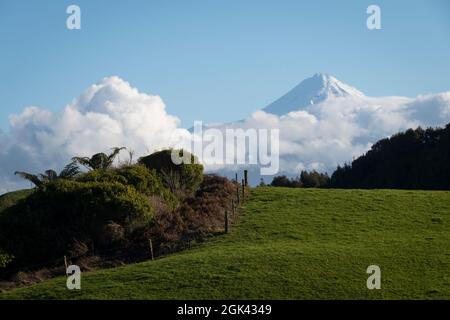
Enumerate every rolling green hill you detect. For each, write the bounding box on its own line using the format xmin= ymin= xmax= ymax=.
xmin=0 ymin=189 xmax=32 ymax=213
xmin=2 ymin=187 xmax=450 ymax=299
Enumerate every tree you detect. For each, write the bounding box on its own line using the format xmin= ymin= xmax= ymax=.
xmin=330 ymin=124 xmax=450 ymax=190
xmin=58 ymin=162 xmax=81 ymax=179
xmin=72 ymin=147 xmax=126 ymax=171
xmin=270 ymin=175 xmax=302 ymax=188
xmin=300 ymin=170 xmax=330 ymax=188
xmin=14 ymin=171 xmax=43 ymax=188
xmin=259 ymin=178 xmax=266 ymax=187
xmin=271 ymin=171 xmax=329 ymax=188
xmin=15 ymin=162 xmax=80 ymax=188
xmin=138 ymin=149 xmax=203 ymax=199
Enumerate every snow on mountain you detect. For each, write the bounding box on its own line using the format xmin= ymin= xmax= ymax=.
xmin=209 ymin=73 xmax=450 ymax=184
xmin=1 ymin=74 xmax=450 ymax=191
xmin=263 ymin=73 xmax=366 ymax=115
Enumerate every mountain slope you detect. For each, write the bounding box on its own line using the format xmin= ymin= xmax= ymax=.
xmin=263 ymin=73 xmax=366 ymax=115
xmin=211 ymin=74 xmax=449 ymax=181
xmin=2 ymin=188 xmax=450 ymax=299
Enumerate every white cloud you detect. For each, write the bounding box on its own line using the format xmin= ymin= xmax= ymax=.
xmin=0 ymin=76 xmax=189 ymax=193
xmin=1 ymin=76 xmax=450 ymax=193
xmin=210 ymin=92 xmax=450 ymax=181
xmin=278 ymin=94 xmax=449 ymax=173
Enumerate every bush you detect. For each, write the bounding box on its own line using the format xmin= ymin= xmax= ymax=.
xmin=271 ymin=171 xmax=330 ymax=188
xmin=0 ymin=180 xmax=154 ymax=269
xmin=139 ymin=149 xmax=204 ymax=199
xmin=177 ymin=174 xmax=237 ymax=240
xmin=78 ymin=165 xmax=177 ymax=208
xmin=97 ymin=222 xmax=125 ymax=248
xmin=271 ymin=175 xmax=302 ymax=188
xmin=143 ymin=174 xmax=236 ymax=253
xmin=0 ymin=250 xmax=13 ymax=269
xmin=300 ymin=170 xmax=330 ymax=188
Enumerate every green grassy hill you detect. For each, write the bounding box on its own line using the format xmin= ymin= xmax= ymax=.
xmin=2 ymin=187 xmax=450 ymax=299
xmin=0 ymin=189 xmax=32 ymax=213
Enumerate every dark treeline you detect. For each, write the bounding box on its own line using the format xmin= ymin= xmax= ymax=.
xmin=330 ymin=124 xmax=450 ymax=190
xmin=270 ymin=170 xmax=330 ymax=188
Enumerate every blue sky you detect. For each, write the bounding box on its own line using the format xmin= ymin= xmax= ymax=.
xmin=1 ymin=0 xmax=450 ymax=130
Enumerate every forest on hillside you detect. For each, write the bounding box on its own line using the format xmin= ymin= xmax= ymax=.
xmin=269 ymin=123 xmax=450 ymax=190
xmin=330 ymin=123 xmax=450 ymax=190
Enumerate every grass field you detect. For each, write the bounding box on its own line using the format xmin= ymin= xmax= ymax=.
xmin=0 ymin=189 xmax=32 ymax=213
xmin=1 ymin=187 xmax=450 ymax=299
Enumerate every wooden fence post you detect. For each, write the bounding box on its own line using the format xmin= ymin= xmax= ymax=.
xmin=244 ymin=170 xmax=248 ymax=186
xmin=235 ymin=172 xmax=238 ymax=183
xmin=241 ymin=179 xmax=245 ymax=200
xmin=225 ymin=210 xmax=229 ymax=234
xmin=236 ymin=183 xmax=240 ymax=204
xmin=149 ymin=239 xmax=154 ymax=261
xmin=232 ymin=199 xmax=235 ymax=215
xmin=64 ymin=255 xmax=68 ymax=276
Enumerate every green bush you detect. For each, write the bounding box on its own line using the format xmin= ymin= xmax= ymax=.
xmin=78 ymin=165 xmax=177 ymax=208
xmin=77 ymin=168 xmax=127 ymax=185
xmin=139 ymin=149 xmax=204 ymax=199
xmin=0 ymin=250 xmax=13 ymax=269
xmin=0 ymin=180 xmax=154 ymax=268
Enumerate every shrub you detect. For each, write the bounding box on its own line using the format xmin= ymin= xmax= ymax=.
xmin=78 ymin=165 xmax=177 ymax=208
xmin=67 ymin=240 xmax=90 ymax=258
xmin=143 ymin=174 xmax=236 ymax=254
xmin=183 ymin=174 xmax=236 ymax=235
xmin=271 ymin=175 xmax=302 ymax=188
xmin=0 ymin=250 xmax=13 ymax=269
xmin=97 ymin=222 xmax=125 ymax=248
xmin=138 ymin=149 xmax=204 ymax=199
xmin=0 ymin=180 xmax=154 ymax=269
xmin=77 ymin=168 xmax=127 ymax=185
xmin=271 ymin=171 xmax=330 ymax=188
xmin=300 ymin=170 xmax=330 ymax=188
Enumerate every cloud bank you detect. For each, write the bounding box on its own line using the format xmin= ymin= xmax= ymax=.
xmin=0 ymin=77 xmax=188 ymax=193
xmin=1 ymin=76 xmax=450 ymax=192
xmin=236 ymin=93 xmax=450 ymax=175
xmin=205 ymin=92 xmax=450 ymax=182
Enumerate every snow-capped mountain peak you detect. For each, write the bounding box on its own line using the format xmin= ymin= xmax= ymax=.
xmin=263 ymin=73 xmax=366 ymax=115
